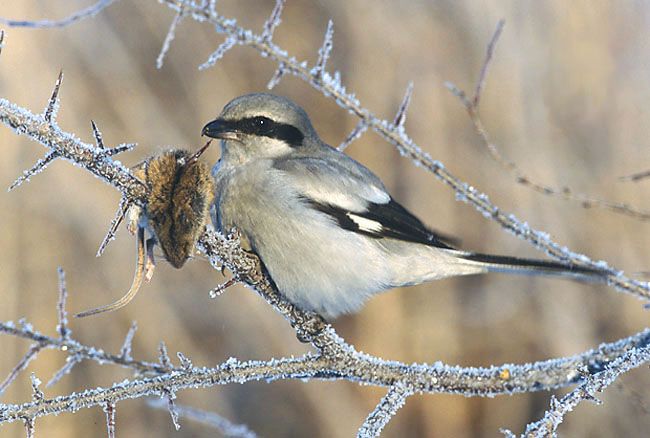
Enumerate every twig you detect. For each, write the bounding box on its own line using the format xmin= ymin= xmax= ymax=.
xmin=55 ymin=267 xmax=70 ymax=340
xmin=0 ymin=344 xmax=42 ymax=397
xmin=357 ymin=382 xmax=413 ymax=437
xmin=473 ymin=19 xmax=505 ymax=108
xmin=0 ymin=0 xmax=119 ymax=29
xmin=147 ymin=399 xmax=258 ymax=438
xmin=104 ymin=402 xmax=116 ymax=438
xmin=517 ymin=345 xmax=650 ymax=437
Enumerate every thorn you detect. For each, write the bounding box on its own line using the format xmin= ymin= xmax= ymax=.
xmin=312 ymin=20 xmax=334 ymax=78
xmin=91 ymin=120 xmax=105 ymax=148
xmin=157 ymin=8 xmax=185 ymax=69
xmin=177 ymin=352 xmax=193 ymax=370
xmin=56 ymin=267 xmax=70 ymax=340
xmin=46 ymin=354 xmax=82 ymax=388
xmin=97 ymin=197 xmax=131 ymax=257
xmin=164 ymin=389 xmax=181 ymax=430
xmin=105 ymin=143 xmax=136 ymax=156
xmin=393 ymin=81 xmax=414 ymax=128
xmin=209 ymin=277 xmax=238 ymax=298
xmin=8 ymin=151 xmax=59 ymax=191
xmin=44 ymin=70 xmax=64 ymax=123
xmin=337 ymin=120 xmax=367 ymax=151
xmin=199 ymin=35 xmax=237 ymax=71
xmin=267 ymin=62 xmax=287 ymax=90
xmin=119 ymin=321 xmax=138 ymax=360
xmin=473 ymin=19 xmax=505 ymax=109
xmin=30 ymin=373 xmax=44 ymax=402
xmin=158 ymin=341 xmax=172 ymax=369
xmin=188 ymin=139 xmax=213 ymax=164
xmin=261 ymin=0 xmax=285 ymax=42
xmin=0 ymin=343 xmax=41 ymax=397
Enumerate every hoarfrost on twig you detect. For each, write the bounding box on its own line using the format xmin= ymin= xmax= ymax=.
xmin=148 ymin=399 xmax=258 ymax=438
xmin=8 ymin=151 xmax=58 ymax=192
xmin=24 ymin=417 xmax=34 ymax=438
xmin=119 ymin=321 xmax=138 ymax=361
xmin=104 ymin=402 xmax=116 ymax=438
xmin=0 ymin=0 xmax=118 ymax=29
xmin=56 ymin=267 xmax=70 ymax=340
xmin=357 ymin=382 xmax=413 ymax=437
xmin=473 ymin=19 xmax=505 ymax=108
xmin=311 ymin=20 xmax=334 ymax=78
xmin=261 ymin=0 xmax=285 ymax=43
xmin=520 ymin=345 xmax=650 ymax=437
xmin=338 ymin=120 xmax=368 ymax=151
xmin=267 ymin=62 xmax=287 ymax=90
xmin=0 ymin=344 xmax=42 ymax=397
xmin=29 ymin=374 xmax=43 ymax=402
xmin=393 ymin=82 xmax=414 ymax=129
xmin=199 ymin=35 xmax=237 ymax=70
xmin=96 ymin=197 xmax=131 ymax=257
xmin=44 ymin=70 xmax=63 ymax=124
xmin=47 ymin=354 xmax=83 ymax=388
xmin=157 ymin=8 xmax=185 ymax=69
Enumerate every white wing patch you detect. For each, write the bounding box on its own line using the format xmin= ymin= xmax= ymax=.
xmin=347 ymin=213 xmax=383 ymax=233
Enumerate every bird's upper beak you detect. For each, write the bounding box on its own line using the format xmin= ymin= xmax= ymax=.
xmin=201 ymin=118 xmax=240 ymax=141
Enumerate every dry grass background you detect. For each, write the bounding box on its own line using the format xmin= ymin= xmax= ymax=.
xmin=1 ymin=1 xmax=649 ymax=436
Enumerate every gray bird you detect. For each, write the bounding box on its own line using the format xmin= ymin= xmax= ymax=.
xmin=202 ymin=93 xmax=604 ymax=319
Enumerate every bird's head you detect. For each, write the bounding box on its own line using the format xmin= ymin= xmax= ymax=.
xmin=202 ymin=93 xmax=318 ymax=162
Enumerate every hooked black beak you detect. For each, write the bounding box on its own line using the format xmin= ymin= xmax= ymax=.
xmin=201 ymin=118 xmax=240 ymax=141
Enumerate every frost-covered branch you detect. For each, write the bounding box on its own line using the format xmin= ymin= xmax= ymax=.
xmin=156 ymin=0 xmax=650 ymax=304
xmin=513 ymin=345 xmax=650 ymax=437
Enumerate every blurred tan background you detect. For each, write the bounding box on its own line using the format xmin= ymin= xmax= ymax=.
xmin=1 ymin=1 xmax=650 ymax=436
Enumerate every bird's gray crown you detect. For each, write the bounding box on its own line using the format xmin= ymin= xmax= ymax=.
xmin=217 ymin=93 xmax=317 ymax=145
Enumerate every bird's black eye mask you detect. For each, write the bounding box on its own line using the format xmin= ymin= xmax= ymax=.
xmin=225 ymin=116 xmax=304 ymax=147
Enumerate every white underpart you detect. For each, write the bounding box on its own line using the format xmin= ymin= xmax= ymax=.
xmin=347 ymin=213 xmax=382 ymax=233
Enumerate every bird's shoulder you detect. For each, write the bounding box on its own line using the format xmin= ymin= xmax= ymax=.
xmin=271 ymin=149 xmax=390 ymax=209
xmin=272 ymin=150 xmax=458 ymax=249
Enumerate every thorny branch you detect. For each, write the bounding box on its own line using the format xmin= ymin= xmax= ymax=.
xmin=1 ymin=0 xmax=649 ymax=435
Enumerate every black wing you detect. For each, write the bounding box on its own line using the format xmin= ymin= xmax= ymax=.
xmin=304 ymin=197 xmax=459 ymax=249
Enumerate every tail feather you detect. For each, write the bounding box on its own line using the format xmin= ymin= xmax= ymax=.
xmin=448 ymin=250 xmax=607 ymax=283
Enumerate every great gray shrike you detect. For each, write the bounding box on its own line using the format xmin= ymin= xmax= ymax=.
xmin=203 ymin=93 xmax=603 ymax=319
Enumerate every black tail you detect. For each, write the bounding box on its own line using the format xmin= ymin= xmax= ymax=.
xmin=452 ymin=251 xmax=608 ymax=283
